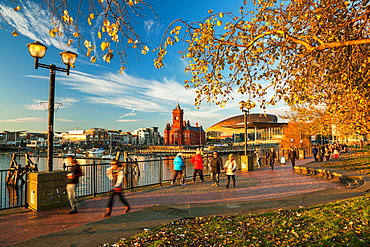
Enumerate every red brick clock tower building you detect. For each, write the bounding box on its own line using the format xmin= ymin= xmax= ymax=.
xmin=163 ymin=104 xmax=206 ymax=146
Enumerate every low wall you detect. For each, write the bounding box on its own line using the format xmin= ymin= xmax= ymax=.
xmin=294 ymin=165 xmax=370 ymax=190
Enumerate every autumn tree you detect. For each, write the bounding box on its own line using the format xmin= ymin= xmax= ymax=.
xmin=281 ymin=104 xmax=358 ymax=144
xmin=155 ymin=0 xmax=370 ymax=132
xmin=280 ymin=121 xmax=311 ymax=149
xmin=3 ymin=0 xmax=370 ymax=132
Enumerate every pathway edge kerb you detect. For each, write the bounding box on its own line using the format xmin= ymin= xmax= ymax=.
xmin=295 ymin=161 xmax=370 ymax=193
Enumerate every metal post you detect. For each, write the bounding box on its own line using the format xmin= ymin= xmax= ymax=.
xmin=47 ymin=65 xmax=56 ymax=172
xmin=159 ymin=156 xmax=163 ymax=185
xmin=244 ymin=110 xmax=248 ymax=156
xmin=92 ymin=161 xmax=97 ymax=197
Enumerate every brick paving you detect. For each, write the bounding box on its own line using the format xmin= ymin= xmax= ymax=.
xmin=0 ymin=157 xmax=345 ymax=246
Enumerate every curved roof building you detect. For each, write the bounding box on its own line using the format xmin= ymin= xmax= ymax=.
xmin=206 ymin=113 xmax=287 ymax=143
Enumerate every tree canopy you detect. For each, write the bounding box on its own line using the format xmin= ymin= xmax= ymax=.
xmin=3 ymin=0 xmax=370 ymax=133
xmin=155 ymin=0 xmax=370 ymax=132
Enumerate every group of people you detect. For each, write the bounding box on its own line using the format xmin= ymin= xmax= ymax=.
xmin=171 ymin=151 xmax=237 ymax=188
xmin=312 ymin=143 xmax=344 ymax=162
xmin=65 ymin=156 xmax=130 ymax=218
xmin=265 ymin=147 xmax=298 ymax=169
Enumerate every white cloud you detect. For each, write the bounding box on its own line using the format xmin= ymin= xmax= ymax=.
xmin=116 ymin=119 xmax=141 ymax=122
xmin=144 ymin=19 xmax=162 ymax=37
xmin=56 ymin=118 xmax=75 ymax=122
xmin=119 ymin=110 xmax=137 ymax=118
xmin=24 ymin=97 xmax=79 ymax=111
xmin=54 ymin=70 xmax=195 ymax=112
xmin=0 ymin=117 xmax=74 ymax=123
xmin=0 ymin=117 xmax=45 ymax=123
xmin=0 ymin=1 xmax=77 ymax=53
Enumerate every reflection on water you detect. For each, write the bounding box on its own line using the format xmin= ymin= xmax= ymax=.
xmin=6 ymin=185 xmax=25 ymax=208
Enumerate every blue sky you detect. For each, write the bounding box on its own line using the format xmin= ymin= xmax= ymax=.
xmin=0 ymin=0 xmax=289 ymax=134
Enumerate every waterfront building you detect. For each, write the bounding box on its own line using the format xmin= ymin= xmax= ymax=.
xmin=0 ymin=131 xmax=26 ymax=146
xmin=206 ymin=113 xmax=287 ymax=145
xmin=133 ymin=127 xmax=160 ymax=145
xmin=108 ymin=130 xmax=132 ymax=146
xmin=163 ymin=104 xmax=206 ymax=146
xmin=63 ymin=129 xmax=88 ymax=144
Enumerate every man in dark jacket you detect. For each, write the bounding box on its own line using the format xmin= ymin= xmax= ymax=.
xmin=66 ymin=156 xmax=83 ymax=214
xmin=210 ymin=151 xmax=223 ymax=187
xmin=288 ymin=148 xmax=297 ymax=168
xmin=312 ymin=146 xmax=318 ymax=161
xmin=267 ymin=148 xmax=276 ymax=170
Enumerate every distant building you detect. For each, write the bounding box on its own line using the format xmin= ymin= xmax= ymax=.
xmin=108 ymin=130 xmax=132 ymax=146
xmin=163 ymin=104 xmax=206 ymax=146
xmin=133 ymin=127 xmax=160 ymax=145
xmin=206 ymin=113 xmax=287 ymax=144
xmin=0 ymin=131 xmax=25 ymax=146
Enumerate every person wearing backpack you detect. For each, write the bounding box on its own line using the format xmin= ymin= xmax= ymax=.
xmin=103 ymin=159 xmax=130 ymax=218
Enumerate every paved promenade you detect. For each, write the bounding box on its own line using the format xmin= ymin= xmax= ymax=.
xmin=1 ymin=156 xmax=367 ymax=247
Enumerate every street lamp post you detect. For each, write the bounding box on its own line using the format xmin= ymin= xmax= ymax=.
xmin=239 ymin=100 xmax=256 ymax=156
xmin=27 ymin=41 xmax=77 ymax=171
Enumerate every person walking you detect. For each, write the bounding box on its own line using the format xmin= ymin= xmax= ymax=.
xmin=288 ymin=148 xmax=297 ymax=168
xmin=65 ymin=156 xmax=83 ymax=214
xmin=324 ymin=146 xmax=331 ymax=161
xmin=333 ymin=148 xmax=339 ymax=159
xmin=103 ymin=159 xmax=131 ymax=218
xmin=171 ymin=153 xmax=186 ymax=185
xmin=320 ymin=145 xmax=326 ymax=161
xmin=254 ymin=148 xmax=261 ymax=168
xmin=267 ymin=148 xmax=276 ymax=170
xmin=190 ymin=150 xmax=204 ymax=182
xmin=312 ymin=145 xmax=318 ymax=161
xmin=210 ymin=151 xmax=223 ymax=187
xmin=224 ymin=154 xmax=237 ymax=188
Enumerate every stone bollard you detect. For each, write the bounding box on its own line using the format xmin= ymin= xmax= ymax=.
xmin=27 ymin=170 xmax=69 ymax=211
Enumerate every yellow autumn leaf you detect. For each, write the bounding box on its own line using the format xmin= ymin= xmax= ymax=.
xmin=11 ymin=30 xmax=19 ymax=37
xmin=103 ymin=52 xmax=113 ymax=63
xmin=73 ymin=32 xmax=79 ymax=37
xmin=98 ymin=31 xmax=102 ymax=39
xmin=90 ymin=56 xmax=96 ymax=63
xmin=84 ymin=40 xmax=92 ymax=48
xmin=208 ymin=9 xmax=213 ymax=14
xmin=98 ymin=0 xmax=104 ymax=2
xmin=101 ymin=41 xmax=109 ymax=51
xmin=219 ymin=13 xmax=224 ymax=18
xmin=216 ymin=20 xmax=222 ymax=26
xmin=88 ymin=18 xmax=92 ymax=25
xmin=13 ymin=6 xmax=21 ymax=11
xmin=89 ymin=13 xmax=95 ymax=19
xmin=49 ymin=30 xmax=56 ymax=37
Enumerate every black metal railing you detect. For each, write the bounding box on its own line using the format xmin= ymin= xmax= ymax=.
xmin=64 ymin=157 xmax=214 ymax=198
xmin=0 ymin=146 xmax=313 ymax=209
xmin=0 ymin=168 xmax=28 ymax=210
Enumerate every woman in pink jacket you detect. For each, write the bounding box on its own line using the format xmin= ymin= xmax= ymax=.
xmin=190 ymin=150 xmax=204 ymax=182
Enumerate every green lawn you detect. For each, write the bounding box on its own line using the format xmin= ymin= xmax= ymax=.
xmin=320 ymin=151 xmax=370 ymax=175
xmin=107 ymin=151 xmax=370 ymax=246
